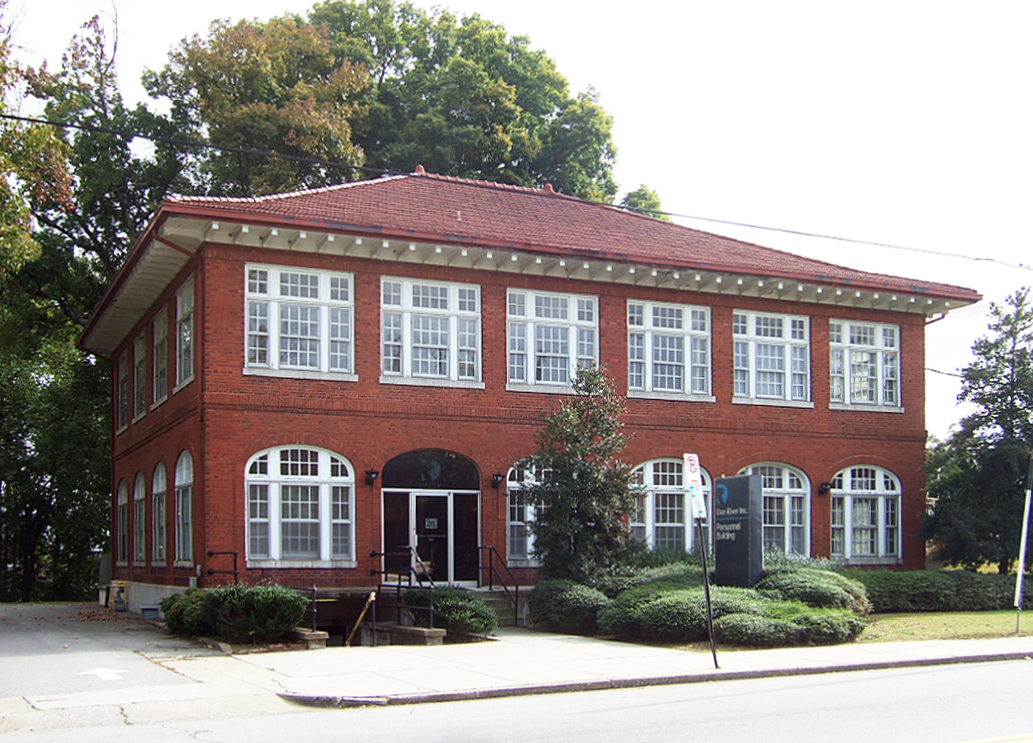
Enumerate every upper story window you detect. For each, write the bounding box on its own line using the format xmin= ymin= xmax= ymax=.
xmin=152 ymin=308 xmax=168 ymax=406
xmin=631 ymin=459 xmax=712 ymax=553
xmin=116 ymin=352 xmax=129 ymax=432
xmin=830 ymin=466 xmax=901 ymax=561
xmin=628 ymin=301 xmax=711 ymax=397
xmin=175 ymin=277 xmax=194 ymax=389
xmin=245 ymin=446 xmax=355 ymax=564
xmin=830 ymin=320 xmax=900 ymax=408
xmin=380 ymin=278 xmax=481 ymax=385
xmin=508 ymin=290 xmax=597 ymax=389
xmin=245 ymin=265 xmax=354 ymax=378
xmin=733 ymin=311 xmax=810 ymax=404
xmin=132 ymin=334 xmax=147 ymax=421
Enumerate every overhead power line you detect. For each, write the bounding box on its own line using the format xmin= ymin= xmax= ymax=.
xmin=4 ymin=111 xmax=1031 ymax=272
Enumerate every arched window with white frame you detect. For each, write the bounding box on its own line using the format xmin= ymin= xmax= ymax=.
xmin=133 ymin=472 xmax=146 ymax=563
xmin=506 ymin=465 xmax=546 ymax=564
xmin=631 ymin=458 xmax=712 ymax=554
xmin=116 ymin=480 xmax=128 ymax=564
xmin=830 ymin=465 xmax=901 ymax=562
xmin=245 ymin=446 xmax=356 ymax=564
xmin=174 ymin=452 xmax=193 ymax=564
xmin=738 ymin=463 xmax=810 ymax=556
xmin=152 ymin=463 xmax=167 ymax=563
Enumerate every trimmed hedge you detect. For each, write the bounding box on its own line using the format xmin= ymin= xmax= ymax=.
xmin=756 ymin=568 xmax=871 ymax=616
xmin=526 ymin=579 xmax=612 ymax=635
xmin=159 ymin=584 xmax=309 ymax=643
xmin=403 ymin=587 xmax=497 ymax=641
xmin=838 ymin=569 xmax=1033 ymax=613
xmin=589 ymin=562 xmax=705 ymax=598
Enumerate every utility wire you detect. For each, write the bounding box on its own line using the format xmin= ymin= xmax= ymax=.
xmin=4 ymin=111 xmax=1032 ymax=272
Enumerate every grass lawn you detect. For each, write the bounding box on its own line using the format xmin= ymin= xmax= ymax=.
xmin=856 ymin=610 xmax=1033 ymax=643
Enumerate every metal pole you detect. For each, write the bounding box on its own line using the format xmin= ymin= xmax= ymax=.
xmin=1014 ymin=454 xmax=1033 ymax=633
xmin=697 ymin=519 xmax=719 ymax=669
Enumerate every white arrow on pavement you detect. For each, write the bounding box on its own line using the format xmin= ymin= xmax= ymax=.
xmin=78 ymin=668 xmax=129 ymax=681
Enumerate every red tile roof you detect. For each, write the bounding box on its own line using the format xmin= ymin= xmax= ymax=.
xmin=164 ymin=171 xmax=978 ymax=301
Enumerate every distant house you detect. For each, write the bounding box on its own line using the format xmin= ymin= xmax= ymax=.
xmin=78 ymin=168 xmax=980 ymax=608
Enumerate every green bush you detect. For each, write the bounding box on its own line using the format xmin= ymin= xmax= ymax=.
xmin=756 ymin=568 xmax=870 ymax=615
xmin=201 ymin=584 xmax=310 ymax=644
xmin=590 ymin=562 xmax=705 ymax=598
xmin=838 ymin=569 xmax=1033 ymax=613
xmin=526 ymin=579 xmax=611 ymax=635
xmin=713 ymin=613 xmax=800 ymax=647
xmin=403 ymin=587 xmax=497 ymax=641
xmin=159 ymin=589 xmax=209 ymax=637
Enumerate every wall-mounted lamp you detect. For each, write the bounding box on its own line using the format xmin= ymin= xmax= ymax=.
xmin=818 ymin=482 xmax=834 ymax=495
xmin=491 ymin=473 xmax=506 ymax=489
xmin=365 ymin=469 xmax=380 ymax=486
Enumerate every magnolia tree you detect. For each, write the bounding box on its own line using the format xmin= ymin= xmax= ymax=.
xmin=519 ymin=367 xmax=639 ymax=581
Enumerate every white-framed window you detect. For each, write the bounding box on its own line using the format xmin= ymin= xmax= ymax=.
xmin=116 ymin=480 xmax=128 ymax=564
xmin=830 ymin=466 xmax=901 ymax=561
xmin=631 ymin=459 xmax=712 ymax=553
xmin=507 ymin=290 xmax=598 ymax=388
xmin=627 ymin=301 xmax=711 ymax=397
xmin=733 ymin=311 xmax=810 ymax=403
xmin=116 ymin=352 xmax=129 ymax=432
xmin=133 ymin=334 xmax=147 ymax=420
xmin=506 ymin=466 xmax=547 ymax=563
xmin=245 ymin=265 xmax=355 ymax=378
xmin=133 ymin=472 xmax=146 ymax=563
xmin=739 ymin=463 xmax=810 ymax=557
xmin=152 ymin=307 xmax=168 ymax=406
xmin=380 ymin=278 xmax=481 ymax=385
xmin=245 ymin=446 xmax=356 ymax=564
xmin=152 ymin=462 xmax=167 ymax=563
xmin=174 ymin=452 xmax=193 ymax=564
xmin=175 ymin=277 xmax=194 ymax=389
xmin=830 ymin=320 xmax=900 ymax=408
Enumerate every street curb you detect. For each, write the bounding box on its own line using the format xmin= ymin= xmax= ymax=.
xmin=277 ymin=651 xmax=1033 ymax=709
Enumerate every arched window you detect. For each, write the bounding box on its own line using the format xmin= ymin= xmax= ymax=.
xmin=830 ymin=466 xmax=901 ymax=561
xmin=174 ymin=452 xmax=193 ymax=563
xmin=632 ymin=459 xmax=713 ymax=554
xmin=152 ymin=463 xmax=167 ymax=563
xmin=505 ymin=465 xmax=546 ymax=563
xmin=116 ymin=480 xmax=128 ymax=564
xmin=739 ymin=463 xmax=810 ymax=556
xmin=245 ymin=447 xmax=355 ymax=563
xmin=133 ymin=473 xmax=146 ymax=563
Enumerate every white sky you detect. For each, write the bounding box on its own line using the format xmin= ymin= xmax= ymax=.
xmin=10 ymin=0 xmax=1033 ymax=439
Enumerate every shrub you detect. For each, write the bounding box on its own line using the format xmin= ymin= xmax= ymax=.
xmin=159 ymin=589 xmax=209 ymax=637
xmin=590 ymin=562 xmax=705 ymax=598
xmin=201 ymin=584 xmax=310 ymax=644
xmin=756 ymin=569 xmax=870 ymax=615
xmin=599 ymin=586 xmax=768 ymax=643
xmin=403 ymin=587 xmax=497 ymax=641
xmin=838 ymin=569 xmax=1033 ymax=613
xmin=713 ymin=613 xmax=800 ymax=647
xmin=526 ymin=580 xmax=611 ymax=635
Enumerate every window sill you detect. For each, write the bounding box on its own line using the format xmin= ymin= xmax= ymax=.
xmin=172 ymin=378 xmax=194 ymax=395
xmin=131 ymin=412 xmax=146 ymax=425
xmin=836 ymin=556 xmax=901 ymax=566
xmin=173 ymin=560 xmax=193 ymax=568
xmin=115 ymin=424 xmax=128 ymax=435
xmin=628 ymin=391 xmax=716 ymax=403
xmin=732 ymin=397 xmax=814 ymax=409
xmin=244 ymin=367 xmax=358 ymax=383
xmin=150 ymin=396 xmax=167 ymax=412
xmin=829 ymin=403 xmax=904 ymax=414
xmin=246 ymin=559 xmax=357 ymax=569
xmin=379 ymin=376 xmax=484 ymax=390
xmin=506 ymin=383 xmax=573 ymax=395
xmin=506 ymin=558 xmax=540 ymax=568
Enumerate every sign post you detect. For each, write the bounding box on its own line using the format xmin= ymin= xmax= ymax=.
xmin=684 ymin=454 xmax=718 ymax=669
xmin=1014 ymin=453 xmax=1033 ymax=633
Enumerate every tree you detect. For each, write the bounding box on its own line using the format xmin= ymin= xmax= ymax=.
xmin=518 ymin=367 xmax=639 ymax=581
xmin=620 ymin=184 xmax=669 ymax=221
xmin=145 ymin=15 xmax=368 ymax=196
xmin=308 ymin=0 xmax=618 ymax=201
xmin=923 ymin=288 xmax=1033 ymax=573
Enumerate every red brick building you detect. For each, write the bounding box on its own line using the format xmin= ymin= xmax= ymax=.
xmin=78 ymin=169 xmax=980 ymax=605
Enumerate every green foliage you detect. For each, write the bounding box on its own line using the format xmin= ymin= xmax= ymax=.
xmin=619 ymin=185 xmax=669 ymax=221
xmin=756 ymin=568 xmax=871 ymax=615
xmin=838 ymin=569 xmax=1033 ymax=613
xmin=525 ymin=579 xmax=611 ymax=635
xmin=159 ymin=589 xmax=209 ymax=636
xmin=589 ymin=562 xmax=705 ymax=599
xmin=923 ymin=288 xmax=1033 ymax=573
xmin=520 ymin=367 xmax=639 ymax=582
xmin=159 ymin=585 xmax=309 ymax=643
xmin=403 ymin=587 xmax=497 ymax=641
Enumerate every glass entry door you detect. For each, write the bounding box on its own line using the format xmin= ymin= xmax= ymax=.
xmin=415 ymin=494 xmax=449 ymax=583
xmin=382 ymin=490 xmax=480 ymax=585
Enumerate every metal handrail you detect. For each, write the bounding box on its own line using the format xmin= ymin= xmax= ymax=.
xmin=369 ymin=546 xmax=436 ymax=630
xmin=478 ymin=545 xmax=521 ymax=625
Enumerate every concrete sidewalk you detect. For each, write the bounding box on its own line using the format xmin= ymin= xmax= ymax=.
xmin=4 ymin=604 xmax=1033 ymax=733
